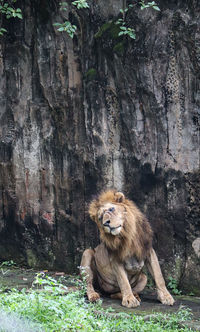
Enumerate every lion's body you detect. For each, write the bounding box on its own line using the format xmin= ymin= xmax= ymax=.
xmin=94 ymin=242 xmax=144 ymax=294
xmin=81 ymin=190 xmax=175 ymax=308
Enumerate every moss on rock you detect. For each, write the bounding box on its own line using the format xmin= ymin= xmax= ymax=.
xmin=113 ymin=42 xmax=125 ymax=56
xmin=95 ymin=21 xmax=120 ymax=40
xmin=85 ymin=68 xmax=97 ymax=81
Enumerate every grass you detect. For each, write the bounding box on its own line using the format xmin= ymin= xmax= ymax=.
xmin=0 ymin=273 xmax=195 ymax=332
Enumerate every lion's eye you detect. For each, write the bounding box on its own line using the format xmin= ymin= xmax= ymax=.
xmin=99 ymin=215 xmax=103 ymax=222
xmin=108 ymin=207 xmax=115 ymax=212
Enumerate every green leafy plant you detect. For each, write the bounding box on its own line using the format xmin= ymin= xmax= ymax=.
xmin=0 ymin=260 xmax=16 ymax=267
xmin=0 ymin=0 xmax=22 ymax=18
xmin=53 ymin=21 xmax=77 ymax=38
xmin=167 ymin=276 xmax=182 ymax=295
xmin=72 ymin=0 xmax=89 ymax=9
xmin=0 ymin=260 xmax=17 ymax=275
xmin=188 ymin=292 xmax=195 ymax=296
xmin=116 ymin=19 xmax=136 ymax=39
xmin=59 ymin=1 xmax=68 ymax=11
xmin=0 ymin=0 xmax=22 ymax=36
xmin=54 ymin=2 xmax=77 ymax=38
xmin=54 ymin=0 xmax=89 ymax=38
xmin=115 ymin=3 xmax=136 ymax=40
xmin=0 ymin=26 xmax=6 ymax=35
xmin=140 ymin=0 xmax=160 ymax=11
xmin=115 ymin=1 xmax=160 ymax=40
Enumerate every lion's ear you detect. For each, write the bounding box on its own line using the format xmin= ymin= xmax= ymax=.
xmin=114 ymin=192 xmax=125 ymax=203
xmin=88 ymin=200 xmax=98 ymax=221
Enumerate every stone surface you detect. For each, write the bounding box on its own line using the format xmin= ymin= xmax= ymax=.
xmin=102 ymin=293 xmax=200 ymax=321
xmin=192 ymin=238 xmax=200 ymax=258
xmin=0 ymin=0 xmax=199 ymax=293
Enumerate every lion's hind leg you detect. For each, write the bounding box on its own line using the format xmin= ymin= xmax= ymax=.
xmin=110 ymin=292 xmax=122 ymax=300
xmin=131 ymin=273 xmax=147 ymax=302
xmin=80 ymin=249 xmax=100 ymax=302
xmin=132 ymin=273 xmax=147 ymax=292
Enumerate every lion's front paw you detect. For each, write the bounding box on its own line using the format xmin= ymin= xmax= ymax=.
xmin=122 ymin=294 xmax=140 ymax=308
xmin=88 ymin=291 xmax=100 ymax=302
xmin=157 ymin=289 xmax=175 ymax=306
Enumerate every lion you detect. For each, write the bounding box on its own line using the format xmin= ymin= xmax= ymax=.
xmin=80 ymin=190 xmax=175 ymax=308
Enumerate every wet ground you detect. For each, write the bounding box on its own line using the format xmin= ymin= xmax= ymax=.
xmin=102 ymin=292 xmax=200 ymax=320
xmin=0 ymin=267 xmax=200 ymax=330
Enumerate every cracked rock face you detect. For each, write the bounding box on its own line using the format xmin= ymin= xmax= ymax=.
xmin=0 ymin=0 xmax=199 ymax=294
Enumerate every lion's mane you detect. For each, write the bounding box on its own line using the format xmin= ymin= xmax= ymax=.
xmin=89 ymin=190 xmax=153 ymax=261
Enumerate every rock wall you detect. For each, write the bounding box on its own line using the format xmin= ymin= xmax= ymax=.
xmin=0 ymin=0 xmax=199 ymax=294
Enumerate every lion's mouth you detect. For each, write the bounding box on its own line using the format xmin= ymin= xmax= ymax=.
xmin=103 ymin=222 xmax=122 ymax=235
xmin=102 ymin=208 xmax=122 ymax=235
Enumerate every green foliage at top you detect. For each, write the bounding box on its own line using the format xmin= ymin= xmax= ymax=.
xmin=0 ymin=273 xmax=194 ymax=331
xmin=0 ymin=0 xmax=22 ymax=36
xmin=55 ymin=0 xmax=160 ymax=40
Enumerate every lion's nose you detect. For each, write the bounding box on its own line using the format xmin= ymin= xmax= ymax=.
xmin=103 ymin=220 xmax=110 ymax=227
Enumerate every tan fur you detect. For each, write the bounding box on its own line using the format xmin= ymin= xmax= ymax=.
xmin=81 ymin=190 xmax=175 ymax=308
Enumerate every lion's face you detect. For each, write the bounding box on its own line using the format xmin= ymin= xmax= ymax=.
xmin=97 ymin=203 xmax=125 ymax=236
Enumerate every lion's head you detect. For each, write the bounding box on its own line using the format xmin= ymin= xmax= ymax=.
xmin=89 ymin=190 xmax=153 ymax=261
